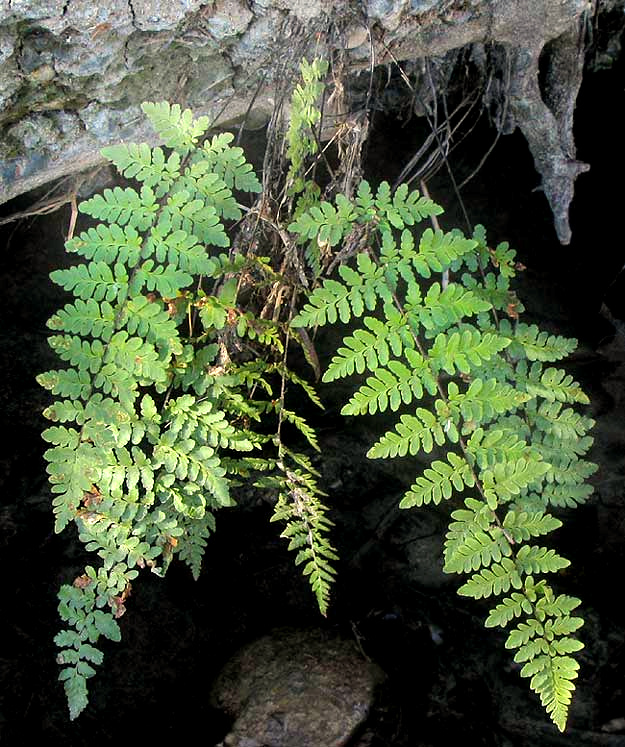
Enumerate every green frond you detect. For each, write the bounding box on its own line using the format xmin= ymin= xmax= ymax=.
xmin=465 ymin=427 xmax=531 ymax=469
xmin=176 ymin=512 xmax=216 ymax=580
xmin=457 ymin=558 xmax=523 ymax=599
xmin=175 ymin=168 xmax=242 ymax=222
xmin=101 ymin=142 xmax=180 ymax=197
xmin=323 ymin=316 xmax=399 ymax=382
xmin=504 ymin=596 xmax=584 ymax=733
xmin=153 ymin=438 xmax=231 ymax=511
xmin=446 ymin=378 xmax=530 ymax=428
xmin=429 ymin=328 xmax=510 ymax=375
xmin=444 ymin=520 xmax=512 ymax=574
xmin=51 ymin=261 xmax=130 ymax=303
xmin=288 ymin=194 xmax=357 ymax=247
xmin=538 ymin=481 xmax=595 ymax=509
xmin=480 ymin=457 xmax=551 ymax=509
xmin=500 ymin=321 xmax=578 ymax=362
xmin=142 ymin=101 xmax=210 ymax=154
xmin=47 ymin=298 xmax=116 ymax=342
xmin=285 ymin=57 xmax=328 ymax=191
xmin=400 ymin=452 xmax=475 ymax=508
xmin=200 ymin=132 xmax=262 ymax=192
xmin=488 ymin=240 xmax=517 ymax=278
xmin=412 ymin=228 xmax=478 ymax=278
xmin=514 ymin=545 xmax=570 ymax=575
xmin=292 ymin=253 xmax=391 ymax=328
xmin=119 ymin=295 xmax=183 ymax=357
xmin=37 ymin=368 xmax=92 ymax=400
xmin=277 ymin=407 xmax=320 ymax=452
xmin=418 ymin=281 xmax=492 ymax=335
xmin=270 ymin=461 xmax=336 ymax=616
xmin=79 ymin=185 xmax=158 ymax=231
xmin=362 ymin=181 xmax=443 ymax=232
xmin=367 ymin=407 xmax=446 ymax=458
xmin=341 ymin=353 xmax=431 ymax=415
xmin=66 ymin=222 xmax=143 ymax=266
xmin=519 ymin=362 xmax=590 ymax=404
xmin=502 ymin=510 xmax=562 ymax=542
xmin=462 ymin=271 xmax=524 ymax=315
xmin=55 ymin=582 xmax=122 ymax=719
xmin=129 ymin=259 xmax=193 ymax=298
xmin=43 ymin=399 xmax=87 ymax=425
xmin=485 ymin=592 xmax=534 ymax=628
xmin=529 ymin=401 xmax=595 ymax=442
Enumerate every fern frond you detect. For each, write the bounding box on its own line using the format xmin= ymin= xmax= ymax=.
xmin=362 ymin=181 xmax=443 ymax=231
xmin=341 ymin=353 xmax=432 ymax=415
xmin=142 ymin=101 xmax=210 ymax=154
xmin=285 ymin=57 xmax=328 ymax=194
xmin=288 ymin=194 xmax=357 ymax=247
xmin=176 ymin=512 xmax=216 ymax=580
xmin=323 ymin=316 xmax=396 ymax=381
xmin=458 ymin=557 xmax=523 ymax=598
xmin=200 ymin=131 xmax=262 ymax=192
xmin=66 ymin=223 xmax=143 ymax=267
xmin=38 ymin=368 xmax=92 ymax=400
xmin=429 ymin=328 xmax=510 ymax=375
xmin=101 ymin=143 xmax=180 ymax=197
xmin=520 ymin=362 xmax=590 ymax=404
xmin=500 ymin=321 xmax=578 ymax=362
xmin=270 ymin=461 xmax=336 ymax=616
xmin=120 ymin=296 xmax=183 ymax=357
xmin=367 ymin=407 xmax=446 ymax=458
xmin=412 ymin=228 xmax=478 ymax=278
xmin=418 ymin=281 xmax=492 ymax=335
xmin=485 ymin=592 xmax=534 ymax=628
xmin=529 ymin=401 xmax=595 ymax=442
xmin=291 ymin=253 xmax=391 ymax=328
xmin=400 ymin=452 xmax=475 ymax=507
xmin=502 ymin=510 xmax=563 ymax=542
xmin=481 ymin=458 xmax=551 ymax=510
xmin=465 ymin=427 xmax=531 ymax=469
xmin=129 ymin=259 xmax=193 ymax=298
xmin=462 ymin=271 xmax=524 ymax=315
xmin=447 ymin=378 xmax=530 ymax=428
xmin=55 ymin=581 xmax=122 ymax=720
xmin=47 ymin=298 xmax=116 ymax=342
xmin=79 ymin=186 xmax=158 ymax=231
xmin=444 ymin=518 xmax=511 ymax=575
xmin=51 ymin=261 xmax=130 ymax=303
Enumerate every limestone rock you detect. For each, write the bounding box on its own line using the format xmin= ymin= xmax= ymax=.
xmin=211 ymin=628 xmax=382 ymax=747
xmin=0 ymin=0 xmax=620 ymax=245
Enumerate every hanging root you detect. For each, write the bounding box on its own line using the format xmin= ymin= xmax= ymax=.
xmin=504 ymin=14 xmax=590 ymax=244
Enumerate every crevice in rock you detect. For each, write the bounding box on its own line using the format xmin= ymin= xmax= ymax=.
xmin=128 ymin=0 xmax=137 ymax=31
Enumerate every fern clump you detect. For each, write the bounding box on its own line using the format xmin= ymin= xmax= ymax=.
xmin=291 ymin=181 xmax=596 ymax=732
xmin=39 ymin=98 xmax=335 ymax=719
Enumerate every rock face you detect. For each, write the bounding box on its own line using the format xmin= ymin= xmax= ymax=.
xmin=0 ymin=1 xmax=618 ymax=243
xmin=210 ymin=627 xmax=382 ymax=747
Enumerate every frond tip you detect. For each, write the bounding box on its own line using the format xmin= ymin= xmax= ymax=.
xmin=270 ymin=462 xmax=337 ymax=616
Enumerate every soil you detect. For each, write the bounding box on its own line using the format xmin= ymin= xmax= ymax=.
xmin=1 ymin=43 xmax=625 ymax=747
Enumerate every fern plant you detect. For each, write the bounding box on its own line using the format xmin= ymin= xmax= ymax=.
xmin=291 ymin=182 xmax=596 ymax=732
xmin=39 ymin=97 xmax=336 ymax=719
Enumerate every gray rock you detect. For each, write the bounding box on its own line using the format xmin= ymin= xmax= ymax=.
xmin=211 ymin=628 xmax=383 ymax=747
xmin=0 ymin=0 xmax=618 ymax=245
